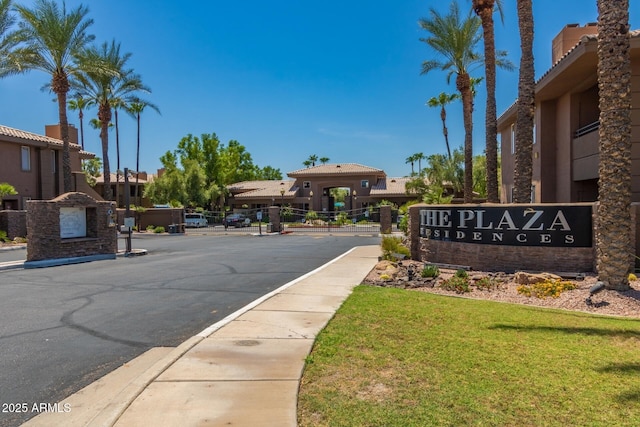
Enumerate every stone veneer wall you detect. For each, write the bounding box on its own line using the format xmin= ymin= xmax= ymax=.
xmin=408 ymin=203 xmax=598 ymax=273
xmin=0 ymin=210 xmax=27 ymax=239
xmin=27 ymin=192 xmax=116 ymax=262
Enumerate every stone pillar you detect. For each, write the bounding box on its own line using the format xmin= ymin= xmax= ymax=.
xmin=380 ymin=205 xmax=392 ymax=234
xmin=408 ymin=204 xmax=424 ymax=260
xmin=269 ymin=206 xmax=281 ymax=233
xmin=26 ymin=192 xmax=117 ymax=262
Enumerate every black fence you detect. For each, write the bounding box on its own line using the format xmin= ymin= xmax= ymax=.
xmin=186 ymin=207 xmax=399 ymax=234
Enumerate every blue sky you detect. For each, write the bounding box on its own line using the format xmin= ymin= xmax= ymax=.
xmin=1 ymin=0 xmax=639 ymax=179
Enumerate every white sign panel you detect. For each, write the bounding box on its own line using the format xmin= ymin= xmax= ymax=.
xmin=60 ymin=207 xmax=87 ymax=238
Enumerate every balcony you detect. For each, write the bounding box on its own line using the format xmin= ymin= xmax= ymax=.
xmin=572 ymin=121 xmax=599 ymax=181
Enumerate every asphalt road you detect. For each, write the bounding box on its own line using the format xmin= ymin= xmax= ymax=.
xmin=0 ymin=233 xmax=380 ymax=427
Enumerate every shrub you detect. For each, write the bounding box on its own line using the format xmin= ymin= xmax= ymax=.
xmin=380 ymin=274 xmax=391 ymax=281
xmin=421 ymin=264 xmax=440 ymax=278
xmin=305 ymin=210 xmax=319 ymax=222
xmin=0 ymin=230 xmax=9 ymax=242
xmin=153 ymin=226 xmax=165 ymax=233
xmin=517 ymin=279 xmax=576 ymax=299
xmin=440 ymin=276 xmax=471 ymax=294
xmin=474 ymin=276 xmax=500 ymax=291
xmin=455 ymin=269 xmax=469 ymax=279
xmin=13 ymin=236 xmax=27 ymax=244
xmin=629 ymin=273 xmax=638 ymax=282
xmin=146 ymin=224 xmax=155 ymax=231
xmin=380 ymin=236 xmax=410 ymax=261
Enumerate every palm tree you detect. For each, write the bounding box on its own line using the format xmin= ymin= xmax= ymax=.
xmin=419 ymin=2 xmax=482 ymax=203
xmin=596 ymin=0 xmax=632 ymax=291
xmin=303 ymin=159 xmax=312 ymax=168
xmin=471 ymin=0 xmax=506 ymax=203
xmin=109 ymin=69 xmax=149 ymax=206
xmin=405 ymin=154 xmax=417 ymax=176
xmin=426 ymin=92 xmax=459 ymax=159
xmin=67 ymin=95 xmax=89 ymax=149
xmin=72 ymin=40 xmax=135 ymax=201
xmin=513 ymin=0 xmax=535 ymax=203
xmin=127 ymin=99 xmax=160 ymax=206
xmin=319 ymin=156 xmax=330 ymax=164
xmin=12 ymin=0 xmax=94 ymax=193
xmin=308 ymin=154 xmax=318 ymax=167
xmin=415 ymin=152 xmax=426 ymax=175
xmin=0 ymin=0 xmax=18 ymax=78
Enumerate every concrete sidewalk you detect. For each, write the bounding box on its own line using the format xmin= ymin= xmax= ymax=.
xmin=23 ymin=244 xmax=381 ymax=427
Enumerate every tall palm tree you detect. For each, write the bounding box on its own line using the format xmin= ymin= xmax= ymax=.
xmin=67 ymin=95 xmax=89 ymax=149
xmin=405 ymin=154 xmax=417 ymax=176
xmin=0 ymin=0 xmax=18 ymax=78
xmin=319 ymin=156 xmax=330 ymax=164
xmin=127 ymin=99 xmax=160 ymax=206
xmin=471 ymin=0 xmax=507 ymax=203
xmin=426 ymin=92 xmax=459 ymax=159
xmin=12 ymin=0 xmax=94 ymax=193
xmin=108 ymin=69 xmax=149 ymax=206
xmin=419 ymin=2 xmax=483 ymax=203
xmin=415 ymin=152 xmax=426 ymax=175
xmin=513 ymin=0 xmax=535 ymax=203
xmin=308 ymin=154 xmax=318 ymax=167
xmin=72 ymin=40 xmax=136 ymax=201
xmin=596 ymin=0 xmax=632 ymax=291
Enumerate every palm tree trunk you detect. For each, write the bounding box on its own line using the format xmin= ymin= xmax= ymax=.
xmin=135 ymin=112 xmax=141 ymax=206
xmin=596 ymin=0 xmax=632 ymax=291
xmin=477 ymin=1 xmax=499 ymax=203
xmin=457 ymin=72 xmax=473 ymax=203
xmin=53 ymin=71 xmax=72 ymax=193
xmin=79 ymin=109 xmax=85 ymax=150
xmin=99 ymin=104 xmax=113 ymax=201
xmin=115 ymin=109 xmax=120 ymax=208
xmin=440 ymin=107 xmax=452 ymax=160
xmin=513 ymin=0 xmax=535 ymax=204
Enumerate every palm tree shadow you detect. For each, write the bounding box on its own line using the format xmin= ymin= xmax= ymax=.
xmin=489 ymin=324 xmax=640 ymax=339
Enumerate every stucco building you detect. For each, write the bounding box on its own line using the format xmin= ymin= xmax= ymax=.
xmin=498 ymin=23 xmax=640 ymax=203
xmin=227 ymin=163 xmax=412 ymax=211
xmin=0 ymin=124 xmax=96 ymax=209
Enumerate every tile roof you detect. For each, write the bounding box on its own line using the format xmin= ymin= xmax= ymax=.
xmin=370 ymin=177 xmax=412 ymax=196
xmin=231 ymin=180 xmax=298 ymax=199
xmin=288 ymin=163 xmax=385 ymax=177
xmin=0 ymin=124 xmax=79 ymax=148
xmin=95 ymin=172 xmax=154 ymax=184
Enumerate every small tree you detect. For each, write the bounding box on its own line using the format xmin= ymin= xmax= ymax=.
xmin=0 ymin=182 xmax=17 ymax=206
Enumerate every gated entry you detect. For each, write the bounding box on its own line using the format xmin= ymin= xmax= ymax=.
xmin=196 ymin=206 xmax=397 ymax=233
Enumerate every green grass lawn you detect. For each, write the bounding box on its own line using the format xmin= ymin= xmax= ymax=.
xmin=298 ymin=285 xmax=640 ymax=427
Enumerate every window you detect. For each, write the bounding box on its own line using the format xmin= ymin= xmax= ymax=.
xmin=361 ymin=180 xmax=369 ymax=188
xmin=303 ymin=181 xmax=311 ymax=189
xmin=21 ymin=146 xmax=31 ymax=171
xmin=51 ymin=150 xmax=57 ymax=173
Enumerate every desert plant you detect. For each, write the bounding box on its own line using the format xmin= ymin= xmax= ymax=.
xmin=474 ymin=276 xmax=500 ymax=291
xmin=421 ymin=264 xmax=440 ymax=278
xmin=153 ymin=226 xmax=165 ymax=233
xmin=0 ymin=230 xmax=9 ymax=242
xmin=517 ymin=279 xmax=576 ymax=299
xmin=380 ymin=236 xmax=410 ymax=261
xmin=440 ymin=275 xmax=471 ymax=293
xmin=146 ymin=224 xmax=155 ymax=231
xmin=455 ymin=269 xmax=469 ymax=279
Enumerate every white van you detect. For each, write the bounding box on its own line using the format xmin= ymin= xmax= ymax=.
xmin=184 ymin=213 xmax=208 ymax=228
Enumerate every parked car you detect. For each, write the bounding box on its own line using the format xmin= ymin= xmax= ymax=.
xmin=184 ymin=213 xmax=208 ymax=228
xmin=225 ymin=213 xmax=251 ymax=228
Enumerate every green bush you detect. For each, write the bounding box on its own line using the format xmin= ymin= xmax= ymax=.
xmin=153 ymin=226 xmax=165 ymax=233
xmin=146 ymin=224 xmax=155 ymax=231
xmin=455 ymin=269 xmax=469 ymax=279
xmin=474 ymin=276 xmax=500 ymax=291
xmin=380 ymin=236 xmax=410 ymax=261
xmin=421 ymin=264 xmax=440 ymax=278
xmin=0 ymin=230 xmax=8 ymax=242
xmin=305 ymin=210 xmax=319 ymax=221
